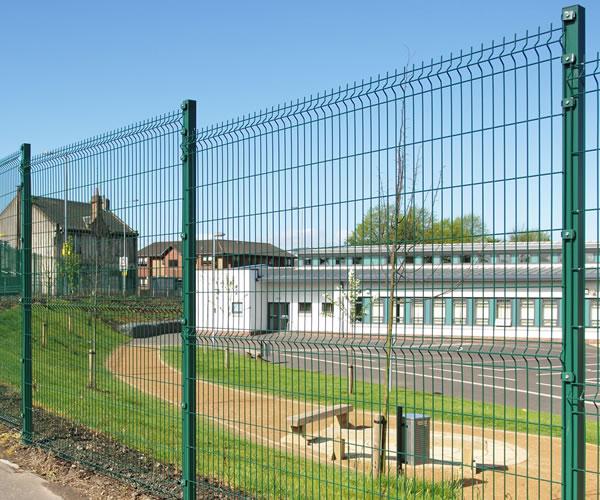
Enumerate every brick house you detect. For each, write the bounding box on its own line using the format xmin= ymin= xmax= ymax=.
xmin=137 ymin=239 xmax=294 ymax=292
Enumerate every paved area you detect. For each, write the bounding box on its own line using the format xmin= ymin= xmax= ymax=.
xmin=0 ymin=458 xmax=83 ymax=500
xmin=133 ymin=333 xmax=600 ymax=416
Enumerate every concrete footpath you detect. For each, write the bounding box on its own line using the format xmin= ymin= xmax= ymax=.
xmin=0 ymin=457 xmax=83 ymax=500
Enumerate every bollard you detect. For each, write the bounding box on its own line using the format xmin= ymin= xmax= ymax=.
xmin=41 ymin=321 xmax=47 ymax=348
xmin=88 ymin=349 xmax=96 ymax=388
xmin=397 ymin=406 xmax=404 ymax=475
xmin=372 ymin=415 xmax=386 ymax=478
xmin=348 ymin=365 xmax=354 ymax=395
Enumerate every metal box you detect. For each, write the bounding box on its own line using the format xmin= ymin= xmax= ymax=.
xmin=403 ymin=413 xmax=430 ymax=465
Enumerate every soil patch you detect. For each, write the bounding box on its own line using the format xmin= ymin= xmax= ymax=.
xmin=0 ymin=385 xmax=249 ymax=499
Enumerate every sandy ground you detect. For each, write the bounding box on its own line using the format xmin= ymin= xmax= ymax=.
xmin=107 ymin=344 xmax=600 ymax=499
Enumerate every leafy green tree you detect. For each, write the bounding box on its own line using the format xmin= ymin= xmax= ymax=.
xmin=346 ymin=204 xmax=487 ymax=245
xmin=509 ymin=229 xmax=551 ymax=242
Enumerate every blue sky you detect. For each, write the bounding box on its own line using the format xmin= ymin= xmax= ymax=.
xmin=1 ymin=1 xmax=598 ymax=154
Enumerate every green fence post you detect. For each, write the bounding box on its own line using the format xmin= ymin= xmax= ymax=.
xmin=562 ymin=5 xmax=586 ymax=499
xmin=20 ymin=143 xmax=32 ymax=444
xmin=181 ymin=100 xmax=197 ymax=500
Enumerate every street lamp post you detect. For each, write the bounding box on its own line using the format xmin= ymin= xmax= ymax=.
xmin=121 ymin=199 xmax=138 ymax=296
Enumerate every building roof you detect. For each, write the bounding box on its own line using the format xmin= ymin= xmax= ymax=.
xmin=138 ymin=239 xmax=293 ymax=259
xmin=257 ymin=263 xmax=575 ymax=285
xmin=294 ymin=241 xmax=600 ymax=257
xmin=32 ymin=196 xmax=136 ymax=236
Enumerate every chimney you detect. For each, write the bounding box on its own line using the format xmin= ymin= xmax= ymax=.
xmin=91 ymin=188 xmax=101 ymax=222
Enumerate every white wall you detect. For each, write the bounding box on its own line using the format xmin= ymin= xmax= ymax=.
xmin=196 ymin=268 xmax=266 ymax=334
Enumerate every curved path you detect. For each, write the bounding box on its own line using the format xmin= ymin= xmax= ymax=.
xmin=106 ymin=343 xmax=599 ymax=498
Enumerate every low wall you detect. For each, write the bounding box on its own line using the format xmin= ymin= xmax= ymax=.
xmin=118 ymin=320 xmax=182 ymax=339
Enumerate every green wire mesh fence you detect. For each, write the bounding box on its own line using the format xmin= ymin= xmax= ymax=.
xmin=0 ymin=151 xmax=23 ymax=427
xmin=0 ymin=4 xmax=598 ymax=499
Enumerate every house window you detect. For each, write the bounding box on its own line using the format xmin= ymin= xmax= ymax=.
xmin=303 ymin=259 xmax=312 ymax=266
xmin=413 ymin=299 xmax=424 ymax=324
xmin=520 ymin=299 xmax=535 ymax=326
xmin=454 ymin=300 xmax=467 ymax=325
xmin=543 ymin=299 xmax=559 ymax=327
xmin=371 ymin=298 xmax=384 ymax=324
xmin=298 ymin=302 xmax=312 ymax=314
xmin=433 ymin=299 xmax=445 ymax=325
xmin=231 ymin=302 xmax=243 ymax=315
xmin=168 ymin=259 xmax=178 ymax=268
xmin=321 ymin=302 xmax=334 ymax=315
xmin=475 ymin=299 xmax=489 ymax=326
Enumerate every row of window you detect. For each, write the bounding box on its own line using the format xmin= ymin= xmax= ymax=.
xmin=300 ymin=251 xmax=600 ymax=267
xmin=289 ymin=298 xmax=600 ymax=328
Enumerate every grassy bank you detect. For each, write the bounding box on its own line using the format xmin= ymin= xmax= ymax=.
xmin=0 ymin=304 xmax=461 ymax=498
xmin=161 ymin=345 xmax=598 ymax=446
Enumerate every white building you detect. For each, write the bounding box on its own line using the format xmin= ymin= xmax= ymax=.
xmin=196 ymin=242 xmax=600 ymax=340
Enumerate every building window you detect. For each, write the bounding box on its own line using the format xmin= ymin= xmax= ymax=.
xmin=231 ymin=302 xmax=243 ymax=315
xmin=591 ymin=299 xmax=600 ymax=327
xmin=442 ymin=255 xmax=452 ymax=264
xmin=424 ymin=256 xmax=433 ymax=264
xmin=475 ymin=299 xmax=489 ymax=326
xmin=321 ymin=302 xmax=334 ymax=315
xmin=543 ymin=299 xmax=559 ymax=327
xmin=520 ymin=299 xmax=535 ymax=326
xmin=298 ymin=302 xmax=312 ymax=314
xmin=462 ymin=255 xmax=472 ymax=264
xmin=371 ymin=298 xmax=384 ymax=324
xmin=395 ymin=300 xmax=405 ymax=324
xmin=496 ymin=299 xmax=512 ymax=326
xmin=413 ymin=299 xmax=424 ymax=324
xmin=168 ymin=259 xmax=178 ymax=268
xmin=404 ymin=256 xmax=415 ymax=264
xmin=433 ymin=299 xmax=445 ymax=325
xmin=454 ymin=300 xmax=467 ymax=325
xmin=353 ymin=257 xmax=363 ymax=265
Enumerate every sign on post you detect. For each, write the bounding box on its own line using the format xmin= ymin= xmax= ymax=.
xmin=119 ymin=256 xmax=128 ymax=276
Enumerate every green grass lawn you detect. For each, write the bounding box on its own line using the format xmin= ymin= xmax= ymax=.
xmin=162 ymin=345 xmax=599 ymax=446
xmin=0 ymin=304 xmax=461 ymax=499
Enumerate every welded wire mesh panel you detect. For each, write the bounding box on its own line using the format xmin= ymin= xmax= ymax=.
xmin=583 ymin=52 xmax=600 ymax=497
xmin=27 ymin=113 xmax=184 ymax=497
xmin=0 ymin=151 xmax=23 ymax=426
xmin=194 ymin=25 xmax=567 ymax=498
